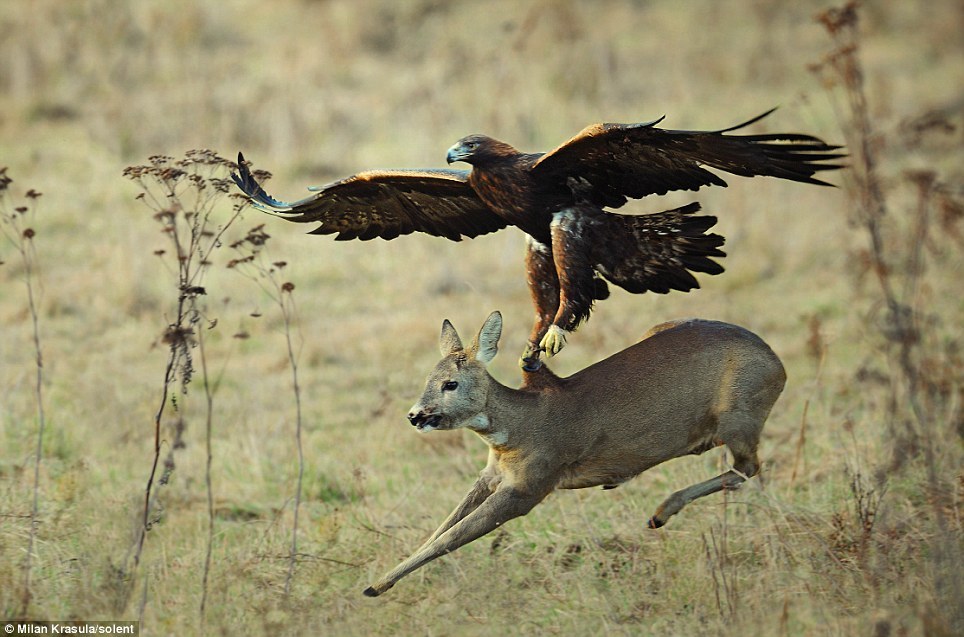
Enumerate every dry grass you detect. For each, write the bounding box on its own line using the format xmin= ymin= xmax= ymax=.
xmin=1 ymin=1 xmax=962 ymax=635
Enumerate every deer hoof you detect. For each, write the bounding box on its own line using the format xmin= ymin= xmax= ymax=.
xmin=646 ymin=516 xmax=665 ymax=529
xmin=363 ymin=586 xmax=381 ymax=597
xmin=540 ymin=325 xmax=567 ymax=357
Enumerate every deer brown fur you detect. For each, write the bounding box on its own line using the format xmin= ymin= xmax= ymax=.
xmin=363 ymin=311 xmax=786 ymax=597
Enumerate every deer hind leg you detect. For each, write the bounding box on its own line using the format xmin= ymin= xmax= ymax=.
xmin=646 ymin=412 xmax=763 ymax=529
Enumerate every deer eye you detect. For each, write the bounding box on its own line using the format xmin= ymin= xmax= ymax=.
xmin=442 ymin=381 xmax=459 ymax=391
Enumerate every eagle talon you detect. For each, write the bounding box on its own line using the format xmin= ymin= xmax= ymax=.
xmin=520 ymin=357 xmax=543 ymax=372
xmin=540 ymin=325 xmax=568 ymax=357
xmin=519 ymin=342 xmax=544 ymax=371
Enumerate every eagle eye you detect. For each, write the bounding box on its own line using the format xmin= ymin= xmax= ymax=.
xmin=442 ymin=380 xmax=459 ymax=391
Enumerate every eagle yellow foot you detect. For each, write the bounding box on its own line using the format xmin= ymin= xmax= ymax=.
xmin=539 ymin=325 xmax=568 ymax=357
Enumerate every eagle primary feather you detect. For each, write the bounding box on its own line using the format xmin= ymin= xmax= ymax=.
xmin=233 ymin=109 xmax=842 ymax=367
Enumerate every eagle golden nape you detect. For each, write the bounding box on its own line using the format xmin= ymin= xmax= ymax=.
xmin=518 ymin=200 xmax=726 ymax=371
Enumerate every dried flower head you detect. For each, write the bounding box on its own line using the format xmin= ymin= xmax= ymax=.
xmin=0 ymin=167 xmax=12 ymax=193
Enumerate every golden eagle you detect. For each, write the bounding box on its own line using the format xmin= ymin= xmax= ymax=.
xmin=233 ymin=109 xmax=842 ymax=368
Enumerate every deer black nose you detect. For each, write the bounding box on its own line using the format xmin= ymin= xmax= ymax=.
xmin=407 ymin=411 xmax=442 ymax=430
xmin=407 ymin=401 xmax=434 ymax=427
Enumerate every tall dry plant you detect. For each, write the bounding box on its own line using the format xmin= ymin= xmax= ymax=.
xmin=121 ymin=150 xmax=248 ymax=618
xmin=0 ymin=169 xmax=46 ymax=617
xmin=811 ymin=3 xmax=963 ymax=632
xmin=811 ymin=2 xmax=962 ymax=467
xmin=228 ymin=222 xmax=305 ymax=600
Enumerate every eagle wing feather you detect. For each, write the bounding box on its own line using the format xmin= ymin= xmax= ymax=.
xmin=232 ymin=154 xmax=507 ymax=242
xmin=588 ymin=202 xmax=726 ymax=295
xmin=530 ymin=109 xmax=845 ymax=210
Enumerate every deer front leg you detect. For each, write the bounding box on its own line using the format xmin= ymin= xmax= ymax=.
xmin=363 ymin=485 xmax=546 ymax=597
xmin=522 ymin=236 xmax=560 ymax=370
xmin=413 ymin=455 xmax=502 ymax=553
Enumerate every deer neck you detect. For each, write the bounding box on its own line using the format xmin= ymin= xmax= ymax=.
xmin=467 ymin=376 xmax=547 ymax=449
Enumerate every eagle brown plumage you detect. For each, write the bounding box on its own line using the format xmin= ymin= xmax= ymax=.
xmin=232 ymin=108 xmax=843 ymax=368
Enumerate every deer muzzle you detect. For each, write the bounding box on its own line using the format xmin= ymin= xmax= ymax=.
xmin=407 ymin=410 xmax=442 ymax=431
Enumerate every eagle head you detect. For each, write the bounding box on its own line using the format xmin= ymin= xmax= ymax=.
xmin=446 ymin=135 xmax=515 ymax=166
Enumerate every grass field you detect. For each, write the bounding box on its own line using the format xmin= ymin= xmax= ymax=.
xmin=1 ymin=1 xmax=962 ymax=635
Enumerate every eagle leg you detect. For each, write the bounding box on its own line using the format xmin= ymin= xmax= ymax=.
xmin=521 ymin=236 xmax=560 ymax=369
xmin=538 ymin=207 xmax=598 ymax=358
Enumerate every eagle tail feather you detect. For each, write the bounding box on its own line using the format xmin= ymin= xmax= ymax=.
xmin=590 ymin=202 xmax=726 ymax=295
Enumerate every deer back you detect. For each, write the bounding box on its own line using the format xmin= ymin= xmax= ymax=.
xmin=503 ymin=319 xmax=786 ymax=485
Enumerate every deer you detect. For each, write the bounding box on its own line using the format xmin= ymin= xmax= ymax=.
xmin=363 ymin=311 xmax=786 ymax=597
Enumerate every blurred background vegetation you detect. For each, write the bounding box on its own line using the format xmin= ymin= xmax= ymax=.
xmin=0 ymin=1 xmax=961 ymax=635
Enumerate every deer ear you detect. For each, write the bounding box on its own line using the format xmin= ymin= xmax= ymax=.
xmin=472 ymin=311 xmax=502 ymax=364
xmin=439 ymin=319 xmax=463 ymax=356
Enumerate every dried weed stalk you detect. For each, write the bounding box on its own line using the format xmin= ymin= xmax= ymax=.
xmin=0 ymin=169 xmax=46 ymax=617
xmin=702 ymin=523 xmax=738 ymax=621
xmin=811 ymin=2 xmax=961 ymax=468
xmin=121 ymin=150 xmax=247 ymax=617
xmin=228 ymin=221 xmax=305 ymax=600
xmin=812 ymin=3 xmax=963 ymax=631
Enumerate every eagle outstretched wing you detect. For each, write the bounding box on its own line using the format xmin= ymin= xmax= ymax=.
xmin=530 ymin=109 xmax=846 ymax=210
xmin=232 ymin=153 xmax=507 ymax=241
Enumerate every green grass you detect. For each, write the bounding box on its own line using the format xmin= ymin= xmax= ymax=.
xmin=1 ymin=1 xmax=962 ymax=635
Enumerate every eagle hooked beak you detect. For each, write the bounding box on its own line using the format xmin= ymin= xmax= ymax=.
xmin=446 ymin=143 xmax=465 ymax=165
